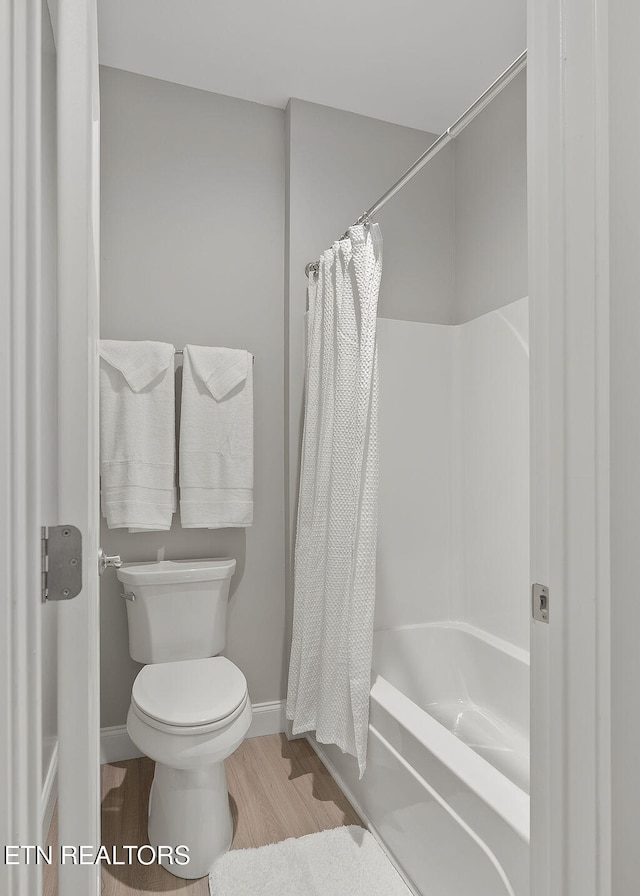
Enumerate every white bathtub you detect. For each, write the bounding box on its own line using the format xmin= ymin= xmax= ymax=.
xmin=310 ymin=622 xmax=530 ymax=896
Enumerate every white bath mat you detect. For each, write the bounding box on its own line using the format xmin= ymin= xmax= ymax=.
xmin=208 ymin=825 xmax=411 ymax=896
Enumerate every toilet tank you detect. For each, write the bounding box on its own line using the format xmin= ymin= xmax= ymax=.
xmin=116 ymin=559 xmax=236 ymax=664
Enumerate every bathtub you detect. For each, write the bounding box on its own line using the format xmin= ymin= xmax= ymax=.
xmin=309 ymin=622 xmax=530 ymax=896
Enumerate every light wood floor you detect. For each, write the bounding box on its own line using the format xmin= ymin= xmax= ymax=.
xmin=44 ymin=734 xmax=362 ymax=896
xmin=43 ymin=800 xmax=57 ymax=896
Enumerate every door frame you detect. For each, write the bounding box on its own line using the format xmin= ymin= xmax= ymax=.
xmin=55 ymin=0 xmax=102 ymax=893
xmin=0 ymin=0 xmax=45 ymax=892
xmin=529 ymin=0 xmax=611 ymax=893
xmin=0 ymin=0 xmax=617 ymax=893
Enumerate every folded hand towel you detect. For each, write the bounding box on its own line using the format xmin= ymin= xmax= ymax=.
xmin=179 ymin=346 xmax=253 ymax=528
xmin=99 ymin=340 xmax=176 ymax=531
xmin=99 ymin=340 xmax=175 ymax=393
xmin=187 ymin=344 xmax=249 ymax=401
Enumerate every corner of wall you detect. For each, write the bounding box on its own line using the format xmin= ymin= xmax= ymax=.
xmin=452 ymin=134 xmax=458 ymax=326
xmin=283 ymin=97 xmax=294 ymax=702
xmin=448 ymin=322 xmax=463 ymax=623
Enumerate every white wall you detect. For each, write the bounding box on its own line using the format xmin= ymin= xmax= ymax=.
xmin=99 ymin=67 xmax=286 ymax=728
xmin=375 ymin=300 xmax=529 ymax=650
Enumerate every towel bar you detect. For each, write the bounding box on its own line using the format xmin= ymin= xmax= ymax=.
xmin=174 ymin=350 xmax=254 ymax=363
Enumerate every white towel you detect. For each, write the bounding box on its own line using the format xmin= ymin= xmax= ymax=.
xmin=99 ymin=340 xmax=176 ymax=531
xmin=179 ymin=345 xmax=253 ymax=528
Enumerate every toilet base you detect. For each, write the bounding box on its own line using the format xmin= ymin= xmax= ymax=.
xmin=147 ymin=760 xmax=232 ymax=879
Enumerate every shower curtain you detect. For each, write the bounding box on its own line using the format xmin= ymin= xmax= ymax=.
xmin=286 ymin=223 xmax=382 ymax=776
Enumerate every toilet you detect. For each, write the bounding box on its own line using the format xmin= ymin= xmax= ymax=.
xmin=117 ymin=558 xmax=252 ymax=879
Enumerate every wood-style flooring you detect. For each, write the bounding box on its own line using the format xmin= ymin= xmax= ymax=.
xmin=43 ymin=734 xmax=362 ymax=896
xmin=42 ymin=800 xmax=57 ymax=896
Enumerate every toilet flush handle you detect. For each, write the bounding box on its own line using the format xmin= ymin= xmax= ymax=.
xmin=122 ymin=591 xmax=136 ymax=602
xmin=98 ymin=548 xmax=122 ymax=576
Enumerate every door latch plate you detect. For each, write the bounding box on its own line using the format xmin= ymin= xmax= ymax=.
xmin=532 ymin=583 xmax=549 ymax=623
xmin=42 ymin=525 xmax=82 ymax=602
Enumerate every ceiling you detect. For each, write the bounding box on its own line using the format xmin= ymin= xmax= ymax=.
xmin=97 ymin=0 xmax=526 ymax=134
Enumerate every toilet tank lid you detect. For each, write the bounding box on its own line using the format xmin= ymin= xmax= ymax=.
xmin=117 ymin=558 xmax=236 ymax=586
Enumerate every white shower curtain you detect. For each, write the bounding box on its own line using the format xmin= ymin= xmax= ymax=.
xmin=286 ymin=223 xmax=382 ymax=776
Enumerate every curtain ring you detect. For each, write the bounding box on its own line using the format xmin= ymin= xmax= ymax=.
xmin=305 ymin=261 xmax=319 ymax=279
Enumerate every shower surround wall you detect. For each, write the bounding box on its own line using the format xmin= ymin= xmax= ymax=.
xmin=451 ymin=299 xmax=529 ymax=647
xmin=373 ymin=319 xmax=453 ymax=631
xmin=376 ymin=299 xmax=529 ymax=651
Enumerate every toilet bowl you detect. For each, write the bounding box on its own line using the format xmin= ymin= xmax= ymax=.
xmin=126 ymin=656 xmax=252 ymax=879
xmin=117 ymin=559 xmax=251 ymax=879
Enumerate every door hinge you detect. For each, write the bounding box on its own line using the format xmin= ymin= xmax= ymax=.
xmin=41 ymin=525 xmax=82 ymax=602
xmin=532 ymin=583 xmax=549 ymax=623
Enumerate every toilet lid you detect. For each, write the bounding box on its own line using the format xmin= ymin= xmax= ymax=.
xmin=132 ymin=657 xmax=248 ymax=728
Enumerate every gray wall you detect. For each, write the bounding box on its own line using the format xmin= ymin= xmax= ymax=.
xmin=286 ymin=98 xmax=454 ymax=329
xmin=41 ymin=0 xmax=58 ymax=785
xmin=98 ymin=66 xmax=526 ymax=730
xmin=99 ymin=67 xmax=286 ymax=728
xmin=453 ymin=70 xmax=527 ymax=322
xmin=610 ymin=2 xmax=640 ymax=889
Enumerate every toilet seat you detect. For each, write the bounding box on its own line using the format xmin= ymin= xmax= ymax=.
xmin=131 ymin=656 xmax=248 ymax=736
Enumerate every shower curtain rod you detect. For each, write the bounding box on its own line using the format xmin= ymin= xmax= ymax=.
xmin=305 ymin=49 xmax=527 ymax=278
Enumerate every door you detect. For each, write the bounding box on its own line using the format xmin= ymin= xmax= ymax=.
xmin=0 ymin=1 xmax=47 ymax=893
xmin=56 ymin=0 xmax=102 ymax=894
xmin=528 ymin=0 xmax=611 ymax=894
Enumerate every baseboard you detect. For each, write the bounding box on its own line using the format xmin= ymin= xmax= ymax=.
xmin=100 ymin=725 xmax=144 ymax=764
xmin=41 ymin=739 xmax=58 ymax=842
xmin=306 ymin=736 xmax=420 ymax=896
xmin=100 ymin=700 xmax=286 ymax=764
xmin=284 ymin=718 xmax=301 ymax=740
xmin=247 ymin=700 xmax=286 ymax=738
